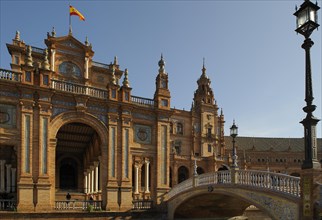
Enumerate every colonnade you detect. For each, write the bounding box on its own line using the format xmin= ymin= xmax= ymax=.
xmin=0 ymin=160 xmax=16 ymax=193
xmin=84 ymin=162 xmax=99 ymax=194
xmin=134 ymin=159 xmax=150 ymax=197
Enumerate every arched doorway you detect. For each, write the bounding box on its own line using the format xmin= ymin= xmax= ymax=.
xmin=178 ymin=166 xmax=189 ymax=183
xmin=55 ymin=122 xmax=101 ymax=197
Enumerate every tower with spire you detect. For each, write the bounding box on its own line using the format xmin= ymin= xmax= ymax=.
xmin=191 ymin=59 xmax=225 ymax=159
xmin=154 ymin=54 xmax=171 ymax=109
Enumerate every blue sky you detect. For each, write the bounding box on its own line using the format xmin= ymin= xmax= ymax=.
xmin=0 ymin=0 xmax=321 ymax=138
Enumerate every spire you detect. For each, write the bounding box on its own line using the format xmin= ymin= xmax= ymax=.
xmin=114 ymin=56 xmax=118 ymax=65
xmin=158 ymin=53 xmax=165 ymax=73
xmin=51 ymin=27 xmax=56 ymax=37
xmin=202 ymin=57 xmax=206 ymax=75
xmin=85 ymin=36 xmax=89 ymax=46
xmin=15 ymin=31 xmax=20 ymax=41
xmin=25 ymin=45 xmax=33 ymax=67
xmin=122 ymin=68 xmax=130 ymax=87
xmin=111 ymin=66 xmax=117 ymax=85
xmin=42 ymin=49 xmax=50 ymax=70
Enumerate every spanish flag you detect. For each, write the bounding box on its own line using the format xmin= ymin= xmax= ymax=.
xmin=69 ymin=5 xmax=85 ymax=21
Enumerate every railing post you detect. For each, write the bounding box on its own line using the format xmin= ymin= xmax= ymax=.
xmin=231 ymin=168 xmax=239 ymax=184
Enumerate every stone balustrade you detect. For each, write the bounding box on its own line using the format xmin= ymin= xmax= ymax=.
xmin=167 ymin=170 xmax=301 ymax=200
xmin=51 ymin=79 xmax=107 ymax=99
xmin=54 ymin=200 xmax=102 ymax=211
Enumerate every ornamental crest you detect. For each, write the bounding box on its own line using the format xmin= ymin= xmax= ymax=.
xmin=134 ymin=124 xmax=151 ymax=144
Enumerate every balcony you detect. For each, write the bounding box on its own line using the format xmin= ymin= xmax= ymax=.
xmin=51 ymin=79 xmax=107 ymax=99
xmin=0 ymin=69 xmax=21 ymax=82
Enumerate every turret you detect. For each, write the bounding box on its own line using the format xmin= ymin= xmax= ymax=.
xmin=153 ymin=54 xmax=171 ymax=109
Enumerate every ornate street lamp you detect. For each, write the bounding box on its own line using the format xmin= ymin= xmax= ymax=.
xmin=294 ymin=0 xmax=320 ymax=169
xmin=230 ymin=120 xmax=238 ymax=168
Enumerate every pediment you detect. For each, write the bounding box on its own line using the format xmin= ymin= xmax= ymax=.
xmin=55 ymin=35 xmax=86 ymax=51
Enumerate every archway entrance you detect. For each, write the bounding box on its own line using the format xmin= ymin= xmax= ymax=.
xmin=55 ymin=122 xmax=102 ymax=200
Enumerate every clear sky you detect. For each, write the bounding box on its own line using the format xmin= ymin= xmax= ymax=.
xmin=0 ymin=0 xmax=321 ymax=138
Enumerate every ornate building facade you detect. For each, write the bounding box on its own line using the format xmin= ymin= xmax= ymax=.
xmin=0 ymin=30 xmax=321 ymax=213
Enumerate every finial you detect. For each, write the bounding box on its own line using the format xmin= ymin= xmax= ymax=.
xmin=158 ymin=53 xmax=165 ymax=73
xmin=202 ymin=57 xmax=206 ymax=76
xmin=220 ymin=108 xmax=223 ymax=116
xmin=85 ymin=36 xmax=89 ymax=46
xmin=51 ymin=27 xmax=56 ymax=37
xmin=15 ymin=31 xmax=20 ymax=41
xmin=114 ymin=56 xmax=118 ymax=65
xmin=122 ymin=68 xmax=130 ymax=87
xmin=295 ymin=5 xmax=298 ymax=11
xmin=25 ymin=45 xmax=33 ymax=67
xmin=42 ymin=49 xmax=50 ymax=70
xmin=111 ymin=66 xmax=117 ymax=85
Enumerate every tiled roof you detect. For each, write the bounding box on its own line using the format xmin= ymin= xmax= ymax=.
xmin=224 ymin=136 xmax=322 ymax=152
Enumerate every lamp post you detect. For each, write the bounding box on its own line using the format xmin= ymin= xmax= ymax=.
xmin=230 ymin=120 xmax=238 ymax=169
xmin=294 ymin=0 xmax=320 ymax=169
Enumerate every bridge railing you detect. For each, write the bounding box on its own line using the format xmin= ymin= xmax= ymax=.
xmin=167 ymin=170 xmax=301 ymax=200
xmin=237 ymin=170 xmax=300 ymax=197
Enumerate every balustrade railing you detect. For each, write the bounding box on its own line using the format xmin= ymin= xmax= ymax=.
xmin=51 ymin=79 xmax=107 ymax=99
xmin=132 ymin=200 xmax=153 ymax=210
xmin=167 ymin=170 xmax=301 ymax=200
xmin=131 ymin=95 xmax=154 ymax=107
xmin=237 ymin=170 xmax=300 ymax=197
xmin=55 ymin=200 xmax=102 ymax=211
xmin=0 ymin=69 xmax=21 ymax=82
xmin=0 ymin=200 xmax=16 ymax=211
xmin=92 ymin=61 xmax=109 ymax=69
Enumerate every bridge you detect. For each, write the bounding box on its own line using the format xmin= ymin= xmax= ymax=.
xmin=167 ymin=169 xmax=302 ymax=220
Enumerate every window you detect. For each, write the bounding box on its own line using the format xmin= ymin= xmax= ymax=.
xmin=161 ymin=99 xmax=168 ymax=107
xmin=174 ymin=141 xmax=181 ymax=155
xmin=176 ymin=123 xmax=183 ymax=135
xmin=25 ymin=71 xmax=31 ymax=82
xmin=208 ymin=144 xmax=212 ymax=153
xmin=14 ymin=56 xmax=19 ymax=64
xmin=124 ymin=92 xmax=129 ymax=101
xmin=207 ymin=128 xmax=212 ymax=137
xmin=111 ymin=89 xmax=116 ymax=99
xmin=43 ymin=75 xmax=49 ymax=85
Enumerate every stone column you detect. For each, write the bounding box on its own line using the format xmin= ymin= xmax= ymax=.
xmin=91 ymin=167 xmax=95 ymax=193
xmin=85 ymin=57 xmax=89 ymax=79
xmin=6 ymin=164 xmax=12 ymax=192
xmin=0 ymin=160 xmax=5 ymax=192
xmin=50 ymin=49 xmax=55 ymax=71
xmin=88 ymin=171 xmax=91 ymax=194
xmin=145 ymin=160 xmax=150 ymax=193
xmin=95 ymin=164 xmax=99 ymax=192
xmin=134 ymin=164 xmax=139 ymax=194
xmin=11 ymin=168 xmax=16 ymax=192
xmin=84 ymin=172 xmax=88 ymax=194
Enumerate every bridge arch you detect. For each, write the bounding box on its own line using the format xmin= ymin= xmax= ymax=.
xmin=167 ymin=170 xmax=301 ymax=220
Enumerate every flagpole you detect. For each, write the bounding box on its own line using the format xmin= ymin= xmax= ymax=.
xmin=69 ymin=4 xmax=72 ymax=35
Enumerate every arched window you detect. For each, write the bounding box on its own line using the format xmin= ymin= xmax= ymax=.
xmin=178 ymin=166 xmax=189 ymax=183
xmin=59 ymin=61 xmax=81 ymax=78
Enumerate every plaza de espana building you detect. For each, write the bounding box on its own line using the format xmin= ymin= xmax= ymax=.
xmin=0 ymin=30 xmax=321 ymax=213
